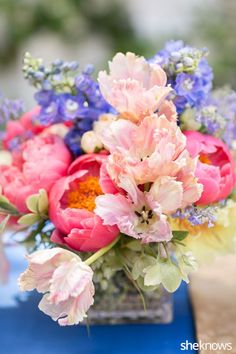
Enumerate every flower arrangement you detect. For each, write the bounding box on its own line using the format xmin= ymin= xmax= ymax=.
xmin=1 ymin=40 xmax=236 ymax=326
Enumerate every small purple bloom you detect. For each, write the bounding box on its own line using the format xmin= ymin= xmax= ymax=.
xmin=194 ymin=88 xmax=236 ymax=148
xmin=175 ymin=73 xmax=204 ymax=107
xmin=172 ymin=205 xmax=218 ymax=228
xmin=0 ymin=97 xmax=24 ymax=125
xmin=58 ymin=94 xmax=82 ymax=121
xmin=34 ymin=90 xmax=55 ymax=106
xmin=39 ymin=101 xmax=59 ymax=124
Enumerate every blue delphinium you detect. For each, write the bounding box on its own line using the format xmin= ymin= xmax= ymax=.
xmin=150 ymin=40 xmax=213 ymax=113
xmin=194 ymin=87 xmax=236 ymax=148
xmin=23 ymin=53 xmax=113 ymax=156
xmin=64 ymin=126 xmax=84 ymax=157
xmin=0 ymin=97 xmax=25 ymax=142
xmin=0 ymin=97 xmax=24 ymax=125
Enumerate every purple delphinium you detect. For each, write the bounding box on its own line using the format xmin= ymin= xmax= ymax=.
xmin=150 ymin=40 xmax=185 ymax=67
xmin=172 ymin=205 xmax=218 ymax=228
xmin=195 ymin=104 xmax=224 ymax=135
xmin=0 ymin=97 xmax=25 ymax=142
xmin=0 ymin=97 xmax=24 ymax=125
xmin=7 ymin=131 xmax=34 ymax=151
xmin=194 ymin=87 xmax=236 ymax=148
xmin=150 ymin=41 xmax=213 ymax=113
xmin=63 ymin=71 xmax=113 ymax=156
xmin=23 ymin=53 xmax=113 ymax=156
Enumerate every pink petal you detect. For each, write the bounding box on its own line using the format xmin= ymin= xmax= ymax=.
xmin=95 ymin=193 xmax=132 ymax=226
xmin=149 ymin=177 xmax=183 ymax=214
xmin=49 ymin=258 xmax=93 ymax=304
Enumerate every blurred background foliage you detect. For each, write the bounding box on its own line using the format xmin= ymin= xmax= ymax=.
xmin=191 ymin=1 xmax=236 ymax=88
xmin=0 ymin=0 xmax=235 ymax=105
xmin=0 ymin=0 xmax=150 ymax=64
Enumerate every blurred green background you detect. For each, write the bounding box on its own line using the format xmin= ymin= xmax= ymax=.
xmin=0 ymin=0 xmax=235 ymax=106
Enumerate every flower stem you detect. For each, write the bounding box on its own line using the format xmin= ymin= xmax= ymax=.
xmin=85 ymin=234 xmax=121 ymax=266
xmin=162 ymin=242 xmax=171 ymax=261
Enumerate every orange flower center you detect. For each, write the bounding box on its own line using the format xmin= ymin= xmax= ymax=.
xmin=199 ymin=153 xmax=212 ymax=165
xmin=67 ymin=176 xmax=102 ymax=212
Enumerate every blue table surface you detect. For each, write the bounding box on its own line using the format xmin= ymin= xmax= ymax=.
xmin=0 ymin=245 xmax=197 ymax=354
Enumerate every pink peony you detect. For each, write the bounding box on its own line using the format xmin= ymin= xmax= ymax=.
xmin=0 ymin=134 xmax=71 ymax=213
xmin=184 ymin=131 xmax=236 ymax=204
xmin=49 ymin=154 xmax=119 ymax=252
xmin=98 ymin=52 xmax=171 ymax=123
xmin=3 ymin=107 xmax=45 ymax=149
xmin=100 ymin=115 xmax=202 ymax=208
xmin=18 ymin=248 xmax=94 ymax=326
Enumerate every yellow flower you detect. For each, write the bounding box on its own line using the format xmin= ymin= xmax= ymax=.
xmin=170 ymin=200 xmax=236 ymax=263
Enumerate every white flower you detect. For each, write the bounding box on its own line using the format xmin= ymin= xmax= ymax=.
xmin=81 ymin=131 xmax=103 ymax=153
xmin=0 ymin=151 xmax=12 ymax=166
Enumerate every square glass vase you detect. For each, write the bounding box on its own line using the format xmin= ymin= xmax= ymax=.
xmin=86 ymin=272 xmax=173 ymax=325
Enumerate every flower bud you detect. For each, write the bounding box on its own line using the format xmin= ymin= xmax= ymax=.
xmin=81 ymin=131 xmax=103 ymax=153
xmin=0 ymin=151 xmax=12 ymax=166
xmin=42 ymin=124 xmax=69 ymax=138
xmin=94 ymin=113 xmax=117 ymax=137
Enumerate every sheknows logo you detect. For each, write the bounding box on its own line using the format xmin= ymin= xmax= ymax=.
xmin=180 ymin=340 xmax=233 ymax=351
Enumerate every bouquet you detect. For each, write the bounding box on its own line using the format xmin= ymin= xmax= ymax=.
xmin=0 ymin=40 xmax=236 ymax=326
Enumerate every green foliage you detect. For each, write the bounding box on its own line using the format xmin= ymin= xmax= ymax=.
xmin=0 ymin=195 xmax=20 ymax=215
xmin=132 ymin=254 xmax=156 ymax=280
xmin=172 ymin=230 xmax=189 ymax=242
xmin=176 ymin=251 xmax=198 ymax=283
xmin=190 ymin=2 xmax=236 ymax=88
xmin=22 ymin=219 xmax=55 ymax=253
xmin=143 ymin=246 xmax=198 ymax=293
xmin=144 ymin=259 xmax=182 ymax=293
xmin=0 ymin=214 xmax=10 ymax=234
xmin=125 ymin=239 xmax=142 ymax=252
xmin=18 ymin=213 xmax=41 ymax=226
xmin=91 ymin=234 xmax=198 ymax=296
xmin=18 ymin=189 xmax=49 ymax=226
xmin=91 ymin=249 xmax=123 ymax=291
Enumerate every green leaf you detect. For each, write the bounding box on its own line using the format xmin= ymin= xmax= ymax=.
xmin=26 ymin=194 xmax=39 ymax=213
xmin=144 ymin=258 xmax=183 ymax=293
xmin=0 ymin=200 xmax=19 ymax=215
xmin=177 ymin=252 xmax=198 ymax=282
xmin=0 ymin=195 xmax=10 ymax=203
xmin=136 ymin=277 xmax=158 ymax=292
xmin=172 ymin=230 xmax=189 ymax=242
xmin=18 ymin=213 xmax=41 ymax=226
xmin=38 ymin=189 xmax=48 ymax=215
xmin=125 ymin=240 xmax=142 ymax=251
xmin=160 ymin=260 xmax=182 ymax=293
xmin=0 ymin=214 xmax=10 ymax=233
xmin=144 ymin=263 xmax=162 ymax=286
xmin=26 ymin=189 xmax=48 ymax=217
xmin=132 ymin=255 xmax=156 ymax=280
